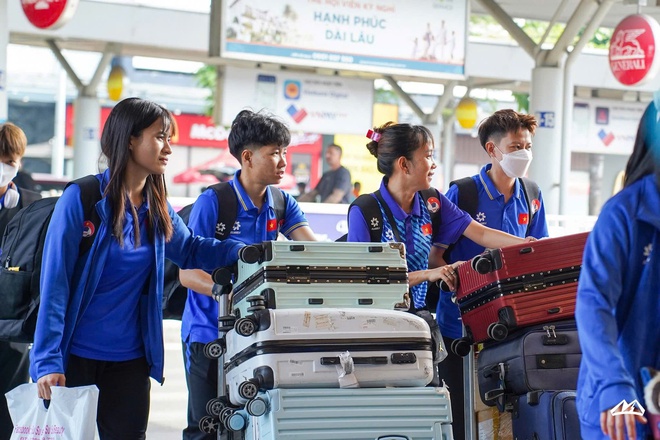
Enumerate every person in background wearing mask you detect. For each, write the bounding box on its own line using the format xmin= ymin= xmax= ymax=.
xmin=435 ymin=109 xmax=548 ymax=440
xmin=0 ymin=122 xmax=41 ymax=440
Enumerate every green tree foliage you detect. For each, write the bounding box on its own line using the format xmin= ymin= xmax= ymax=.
xmin=512 ymin=92 xmax=530 ymax=113
xmin=195 ymin=64 xmax=217 ymax=116
xmin=471 ymin=14 xmax=612 ymax=50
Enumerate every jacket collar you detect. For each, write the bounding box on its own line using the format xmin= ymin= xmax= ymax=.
xmin=231 ymin=170 xmax=274 ymax=213
xmin=379 ymin=178 xmax=421 ymax=221
xmin=479 ymin=164 xmax=523 ymax=201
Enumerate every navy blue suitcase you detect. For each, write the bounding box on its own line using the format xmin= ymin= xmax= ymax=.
xmin=511 ymin=390 xmax=581 ymax=440
xmin=477 ymin=321 xmax=581 ymax=408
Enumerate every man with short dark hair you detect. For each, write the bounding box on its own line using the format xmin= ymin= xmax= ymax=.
xmin=436 ymin=109 xmax=549 ymax=440
xmin=179 ymin=110 xmax=316 ymax=440
xmin=298 ymin=143 xmax=352 ymax=203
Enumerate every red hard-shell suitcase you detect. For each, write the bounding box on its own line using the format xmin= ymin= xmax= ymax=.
xmin=450 ymin=232 xmax=589 ymax=355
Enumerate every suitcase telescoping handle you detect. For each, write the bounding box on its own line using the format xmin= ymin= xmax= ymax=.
xmin=483 ymin=362 xmax=507 ymax=402
xmin=321 ymin=356 xmax=388 ymax=365
xmin=320 ymin=353 xmax=418 ymax=365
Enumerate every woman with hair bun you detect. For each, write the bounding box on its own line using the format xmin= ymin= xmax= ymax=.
xmin=347 ymin=122 xmax=533 ymax=312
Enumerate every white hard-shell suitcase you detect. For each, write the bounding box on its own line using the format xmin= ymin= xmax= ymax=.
xmin=231 ymin=241 xmax=409 ymax=318
xmin=224 ymin=308 xmax=434 ymax=406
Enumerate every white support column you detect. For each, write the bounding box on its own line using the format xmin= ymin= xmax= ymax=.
xmin=52 ymin=66 xmax=67 ymax=177
xmin=73 ymin=97 xmax=101 ymax=178
xmin=0 ymin=0 xmax=8 ymax=123
xmin=442 ymin=115 xmax=456 ymax=191
xmin=529 ymin=66 xmax=564 ymax=215
xmin=48 ymin=40 xmax=116 ymax=178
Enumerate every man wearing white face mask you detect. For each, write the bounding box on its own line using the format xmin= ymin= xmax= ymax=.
xmin=0 ymin=122 xmax=41 ymax=440
xmin=433 ymin=109 xmax=549 ymax=440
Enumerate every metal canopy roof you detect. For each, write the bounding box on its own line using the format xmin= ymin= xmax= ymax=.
xmin=471 ymin=0 xmax=660 ymax=29
xmin=8 ymin=0 xmax=660 ymax=97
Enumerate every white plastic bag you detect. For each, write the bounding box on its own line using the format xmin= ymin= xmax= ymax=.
xmin=5 ymin=383 xmax=99 ymax=440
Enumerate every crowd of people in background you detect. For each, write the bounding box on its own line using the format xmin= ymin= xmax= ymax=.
xmin=0 ymin=98 xmax=658 ymax=440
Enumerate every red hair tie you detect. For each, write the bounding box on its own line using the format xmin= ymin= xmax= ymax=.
xmin=366 ymin=129 xmax=381 ymax=142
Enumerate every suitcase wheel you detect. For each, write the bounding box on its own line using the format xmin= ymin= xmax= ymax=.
xmin=246 ymin=295 xmax=267 ymax=311
xmin=238 ymin=244 xmax=262 ymax=264
xmin=206 ymin=398 xmax=225 ymax=417
xmin=198 ymin=415 xmax=219 ymax=434
xmin=487 ymin=322 xmax=508 ymax=341
xmin=203 ymin=339 xmax=225 ymax=359
xmin=238 ymin=379 xmax=260 ymax=400
xmin=225 ymin=411 xmax=247 ymax=432
xmin=218 ymin=315 xmax=236 ymax=333
xmin=246 ymin=397 xmax=269 ymax=417
xmin=473 ymin=255 xmax=493 ymax=275
xmin=234 ymin=317 xmax=257 ymax=337
xmin=212 ymin=267 xmax=234 ymax=287
xmin=437 ymin=279 xmax=452 ymax=292
xmin=450 ymin=338 xmax=472 ymax=357
xmin=219 ymin=407 xmax=235 ymax=426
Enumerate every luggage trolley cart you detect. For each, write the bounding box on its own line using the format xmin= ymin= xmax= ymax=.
xmin=196 ymin=264 xmax=250 ymax=439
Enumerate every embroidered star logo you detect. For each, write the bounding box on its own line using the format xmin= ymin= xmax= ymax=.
xmin=385 ymin=229 xmax=395 ymax=241
xmin=232 ymin=221 xmax=241 ymax=232
xmin=216 ymin=223 xmax=226 ymax=234
xmin=476 ymin=212 xmax=486 ymax=223
xmin=643 ymin=243 xmax=653 ymax=264
xmin=370 ymin=217 xmax=379 ymax=228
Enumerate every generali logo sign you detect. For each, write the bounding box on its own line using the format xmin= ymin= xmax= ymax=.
xmin=609 ymin=14 xmax=660 ymax=86
xmin=21 ymin=0 xmax=79 ymax=30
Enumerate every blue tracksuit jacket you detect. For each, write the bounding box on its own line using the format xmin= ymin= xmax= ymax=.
xmin=576 ymin=174 xmax=660 ymax=439
xmin=30 ymin=170 xmax=243 ymax=384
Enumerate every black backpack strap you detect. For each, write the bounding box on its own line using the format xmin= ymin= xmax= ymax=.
xmin=519 ymin=177 xmax=540 ymax=237
xmin=208 ymin=182 xmax=236 ymax=240
xmin=66 ymin=175 xmax=102 ymax=255
xmin=449 ymin=177 xmax=479 ymax=218
xmin=418 ymin=188 xmax=442 ymax=236
xmin=346 ymin=193 xmax=383 ymax=242
xmin=18 ymin=188 xmax=41 ymax=207
xmin=443 ymin=177 xmax=478 ymax=263
xmin=269 ymin=186 xmax=287 ymax=223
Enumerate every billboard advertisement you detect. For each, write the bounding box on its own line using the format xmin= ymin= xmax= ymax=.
xmin=572 ymin=98 xmax=645 ymax=155
xmin=220 ymin=0 xmax=467 ymax=79
xmin=221 ymin=66 xmax=374 ymax=135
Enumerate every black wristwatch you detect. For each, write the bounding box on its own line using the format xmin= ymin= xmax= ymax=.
xmin=211 ymin=283 xmax=223 ymax=300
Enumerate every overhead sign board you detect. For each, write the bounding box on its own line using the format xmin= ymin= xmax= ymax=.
xmin=609 ymin=14 xmax=660 ymax=86
xmin=571 ymin=98 xmax=645 ymax=155
xmin=21 ymin=0 xmax=79 ymax=30
xmin=221 ymin=66 xmax=374 ymax=135
xmin=220 ymin=0 xmax=467 ymax=80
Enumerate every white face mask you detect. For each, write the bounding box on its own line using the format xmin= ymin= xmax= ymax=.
xmin=496 ymin=148 xmax=533 ymax=178
xmin=0 ymin=163 xmax=18 ymax=188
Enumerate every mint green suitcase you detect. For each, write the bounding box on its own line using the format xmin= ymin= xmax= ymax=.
xmin=239 ymin=387 xmax=454 ymax=440
xmin=231 ymin=241 xmax=410 ymax=318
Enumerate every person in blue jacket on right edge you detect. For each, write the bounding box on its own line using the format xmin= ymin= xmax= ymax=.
xmin=435 ymin=109 xmax=549 ymax=440
xmin=576 ymin=100 xmax=660 ymax=440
